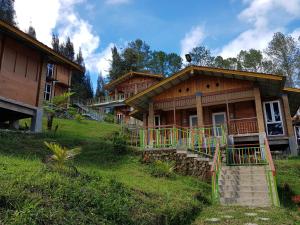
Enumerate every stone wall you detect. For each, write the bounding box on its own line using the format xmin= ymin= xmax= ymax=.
xmin=142 ymin=149 xmax=211 ymax=181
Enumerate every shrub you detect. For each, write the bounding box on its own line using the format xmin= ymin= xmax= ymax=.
xmin=44 ymin=142 xmax=81 ymax=173
xmin=149 ymin=160 xmax=175 ymax=178
xmin=112 ymin=132 xmax=127 ymax=154
xmin=104 ymin=113 xmax=115 ymax=123
xmin=74 ymin=114 xmax=84 ymax=123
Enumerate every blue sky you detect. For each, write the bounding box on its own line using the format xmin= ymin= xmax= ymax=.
xmin=14 ymin=0 xmax=300 ymax=90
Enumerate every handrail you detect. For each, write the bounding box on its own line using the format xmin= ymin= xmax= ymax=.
xmin=264 ymin=138 xmax=276 ymax=176
xmin=210 ymin=140 xmax=221 ymax=203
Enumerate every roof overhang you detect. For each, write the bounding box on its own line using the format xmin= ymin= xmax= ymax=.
xmin=0 ymin=20 xmax=83 ymax=72
xmin=283 ymin=87 xmax=300 ymax=116
xmin=126 ymin=66 xmax=285 ymax=112
xmin=105 ymin=71 xmax=164 ymax=91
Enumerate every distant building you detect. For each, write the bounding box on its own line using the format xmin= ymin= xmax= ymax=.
xmin=0 ymin=20 xmax=83 ymax=132
xmin=92 ymin=71 xmax=163 ymax=124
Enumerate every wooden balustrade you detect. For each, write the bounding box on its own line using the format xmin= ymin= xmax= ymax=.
xmin=228 ymin=117 xmax=258 ymax=135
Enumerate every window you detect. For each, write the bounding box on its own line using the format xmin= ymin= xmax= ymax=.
xmin=116 ymin=113 xmax=124 ymax=124
xmin=154 ymin=115 xmax=160 ymax=127
xmin=263 ymin=100 xmax=284 ymax=136
xmin=44 ymin=83 xmax=52 ymax=101
xmin=47 ymin=64 xmax=55 ymax=78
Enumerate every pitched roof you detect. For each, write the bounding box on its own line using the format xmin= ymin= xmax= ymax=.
xmin=125 ymin=66 xmax=285 ymax=111
xmin=105 ymin=71 xmax=164 ymax=91
xmin=0 ymin=20 xmax=83 ymax=72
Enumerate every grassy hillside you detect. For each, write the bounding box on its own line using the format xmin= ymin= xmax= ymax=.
xmin=0 ymin=118 xmax=299 ymax=225
xmin=0 ymin=118 xmax=210 ymax=225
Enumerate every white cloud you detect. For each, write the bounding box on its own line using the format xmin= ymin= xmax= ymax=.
xmin=180 ymin=26 xmax=205 ymax=57
xmin=219 ymin=0 xmax=300 ymax=57
xmin=85 ymin=43 xmax=114 ymax=75
xmin=105 ymin=0 xmax=131 ymax=5
xmin=14 ymin=0 xmax=108 ymax=76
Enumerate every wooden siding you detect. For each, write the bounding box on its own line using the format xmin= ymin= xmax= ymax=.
xmin=55 ymin=64 xmax=71 ymax=86
xmin=0 ymin=36 xmax=42 ymax=106
xmin=116 ymin=76 xmax=159 ymax=95
xmin=153 ymin=75 xmax=253 ymax=101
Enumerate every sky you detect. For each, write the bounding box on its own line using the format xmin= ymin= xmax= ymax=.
xmin=14 ymin=0 xmax=300 ymax=90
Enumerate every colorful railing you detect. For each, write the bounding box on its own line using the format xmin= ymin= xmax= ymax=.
xmin=211 ymin=141 xmax=221 ymax=203
xmin=139 ymin=125 xmax=227 ymax=157
xmin=264 ymin=138 xmax=280 ymax=207
xmin=226 ymin=145 xmax=267 ymax=166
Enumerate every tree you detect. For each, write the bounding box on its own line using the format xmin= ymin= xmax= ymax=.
xmin=60 ymin=37 xmax=75 ymax=61
xmin=149 ymin=51 xmax=182 ymax=76
xmin=109 ymin=46 xmax=124 ymax=81
xmin=51 ymin=33 xmax=60 ymax=52
xmin=95 ymin=73 xmax=106 ymax=98
xmin=237 ymin=49 xmax=263 ymax=72
xmin=27 ymin=25 xmax=36 ymax=39
xmin=75 ymin=48 xmax=85 ymax=67
xmin=189 ymin=46 xmax=214 ymax=66
xmin=84 ymin=72 xmax=94 ymax=99
xmin=214 ymin=56 xmax=238 ymax=70
xmin=265 ymin=32 xmax=300 ymax=86
xmin=0 ymin=0 xmax=16 ymax=26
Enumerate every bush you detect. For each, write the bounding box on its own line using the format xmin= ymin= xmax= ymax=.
xmin=149 ymin=160 xmax=175 ymax=178
xmin=74 ymin=114 xmax=84 ymax=123
xmin=104 ymin=113 xmax=115 ymax=123
xmin=112 ymin=132 xmax=128 ymax=154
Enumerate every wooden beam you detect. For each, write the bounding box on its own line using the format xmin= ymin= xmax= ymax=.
xmin=0 ymin=36 xmax=5 ymax=72
xmin=254 ymin=87 xmax=265 ymax=133
xmin=35 ymin=56 xmax=47 ymax=107
xmin=148 ymin=102 xmax=154 ymax=127
xmin=282 ymin=94 xmax=294 ymax=137
xmin=196 ymin=92 xmax=204 ymax=128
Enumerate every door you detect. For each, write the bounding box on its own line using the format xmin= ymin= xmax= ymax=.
xmin=212 ymin=112 xmax=226 ymax=136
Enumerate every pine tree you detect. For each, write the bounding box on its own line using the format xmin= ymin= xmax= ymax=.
xmin=63 ymin=37 xmax=75 ymax=61
xmin=27 ymin=25 xmax=36 ymax=39
xmin=109 ymin=46 xmax=124 ymax=81
xmin=51 ymin=33 xmax=60 ymax=52
xmin=75 ymin=48 xmax=85 ymax=67
xmin=0 ymin=0 xmax=16 ymax=26
xmin=84 ymin=72 xmax=94 ymax=99
xmin=95 ymin=73 xmax=105 ymax=98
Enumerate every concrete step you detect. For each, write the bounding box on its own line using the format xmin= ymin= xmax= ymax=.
xmin=220 ymin=197 xmax=271 ymax=207
xmin=219 ymin=191 xmax=269 ymax=199
xmin=219 ymin=179 xmax=268 ymax=186
xmin=221 ymin=166 xmax=266 ymax=173
xmin=219 ymin=184 xmax=269 ymax=192
xmin=220 ymin=174 xmax=266 ymax=181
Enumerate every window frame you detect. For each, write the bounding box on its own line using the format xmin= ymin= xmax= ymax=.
xmin=154 ymin=115 xmax=161 ymax=128
xmin=263 ymin=100 xmax=285 ymax=136
xmin=47 ymin=64 xmax=55 ymax=78
xmin=44 ymin=82 xmax=52 ymax=101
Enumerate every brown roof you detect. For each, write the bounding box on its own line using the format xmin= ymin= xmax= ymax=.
xmin=126 ymin=66 xmax=286 ymax=112
xmin=105 ymin=71 xmax=164 ymax=91
xmin=0 ymin=20 xmax=83 ymax=72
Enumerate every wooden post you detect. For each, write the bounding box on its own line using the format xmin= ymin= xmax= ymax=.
xmin=115 ymin=89 xmax=118 ymax=100
xmin=0 ymin=36 xmax=5 ymax=72
xmin=143 ymin=112 xmax=147 ymax=128
xmin=254 ymin=87 xmax=265 ymax=133
xmin=196 ymin=92 xmax=204 ymax=128
xmin=35 ymin=57 xmax=47 ymax=107
xmin=173 ymin=99 xmax=176 ymax=126
xmin=148 ymin=102 xmax=154 ymax=146
xmin=282 ymin=94 xmax=298 ymax=156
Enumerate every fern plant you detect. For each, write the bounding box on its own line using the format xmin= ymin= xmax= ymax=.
xmin=44 ymin=142 xmax=81 ymax=170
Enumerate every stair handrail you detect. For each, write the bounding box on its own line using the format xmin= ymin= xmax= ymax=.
xmin=210 ymin=140 xmax=221 ymax=203
xmin=264 ymin=137 xmax=280 ymax=206
xmin=264 ymin=138 xmax=276 ymax=176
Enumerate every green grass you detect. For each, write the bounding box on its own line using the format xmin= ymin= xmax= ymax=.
xmin=0 ymin=118 xmax=210 ymax=225
xmin=1 ymin=118 xmax=300 ymax=224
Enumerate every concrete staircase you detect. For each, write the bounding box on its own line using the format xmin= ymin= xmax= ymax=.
xmin=219 ymin=165 xmax=272 ymax=207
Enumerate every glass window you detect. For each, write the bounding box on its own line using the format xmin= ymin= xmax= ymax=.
xmin=44 ymin=83 xmax=52 ymax=101
xmin=263 ymin=101 xmax=284 ymax=136
xmin=295 ymin=126 xmax=300 ymax=140
xmin=47 ymin=64 xmax=55 ymax=78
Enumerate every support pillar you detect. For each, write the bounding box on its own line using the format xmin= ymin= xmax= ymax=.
xmin=148 ymin=102 xmax=154 ymax=146
xmin=196 ymin=92 xmax=204 ymax=128
xmin=254 ymin=87 xmax=266 ymax=145
xmin=30 ymin=108 xmax=43 ymax=132
xmin=282 ymin=94 xmax=298 ymax=156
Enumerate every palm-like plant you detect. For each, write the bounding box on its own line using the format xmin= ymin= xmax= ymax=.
xmin=44 ymin=141 xmax=81 ymax=170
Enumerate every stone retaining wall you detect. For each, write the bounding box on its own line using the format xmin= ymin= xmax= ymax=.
xmin=142 ymin=149 xmax=211 ymax=181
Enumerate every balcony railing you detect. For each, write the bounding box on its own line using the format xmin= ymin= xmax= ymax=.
xmin=87 ymin=94 xmax=127 ymax=106
xmin=139 ymin=125 xmax=227 ymax=157
xmin=228 ymin=117 xmax=258 ymax=135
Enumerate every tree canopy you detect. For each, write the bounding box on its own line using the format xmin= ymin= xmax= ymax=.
xmin=0 ymin=0 xmax=16 ymax=26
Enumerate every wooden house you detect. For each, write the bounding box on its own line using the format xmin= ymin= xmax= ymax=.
xmin=0 ymin=20 xmax=82 ymax=132
xmin=92 ymin=71 xmax=163 ymax=124
xmin=126 ymin=66 xmax=300 ymax=156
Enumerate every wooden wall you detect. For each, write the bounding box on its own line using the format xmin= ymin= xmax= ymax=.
xmin=56 ymin=64 xmax=71 ymax=86
xmin=154 ymin=75 xmax=253 ymax=101
xmin=0 ymin=36 xmax=42 ymax=106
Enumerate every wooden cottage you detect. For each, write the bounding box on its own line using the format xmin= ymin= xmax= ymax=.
xmin=0 ymin=20 xmax=82 ymax=132
xmin=92 ymin=71 xmax=163 ymax=124
xmin=126 ymin=66 xmax=300 ymax=156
